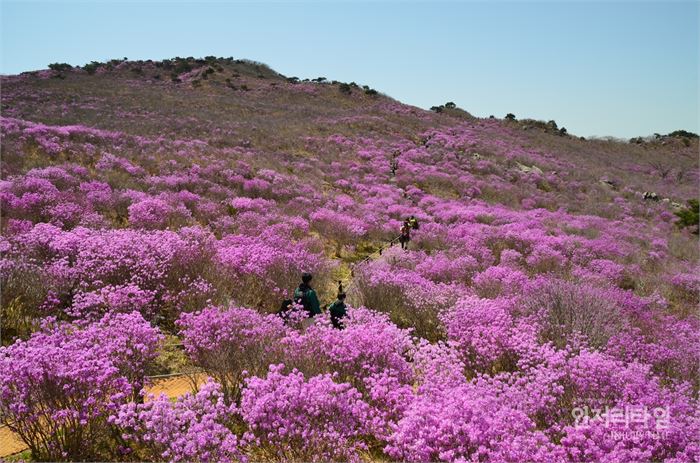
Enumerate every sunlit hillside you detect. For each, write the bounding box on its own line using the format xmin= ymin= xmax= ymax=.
xmin=1 ymin=57 xmax=698 ymax=462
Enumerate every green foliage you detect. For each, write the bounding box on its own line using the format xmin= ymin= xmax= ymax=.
xmin=48 ymin=63 xmax=73 ymax=72
xmin=339 ymin=83 xmax=352 ymax=95
xmin=445 ymin=102 xmax=456 ymax=109
xmin=505 ymin=113 xmax=516 ymax=121
xmin=674 ymin=199 xmax=699 ymax=234
xmin=430 ymin=105 xmax=444 ymax=113
xmin=173 ymin=60 xmax=193 ymax=75
xmin=667 ymin=130 xmax=699 ymax=139
xmin=364 ymin=88 xmax=378 ymax=96
xmin=83 ymin=61 xmax=102 ymax=75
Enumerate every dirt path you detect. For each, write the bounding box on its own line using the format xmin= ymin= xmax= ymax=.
xmin=0 ymin=425 xmax=26 ymax=458
xmin=0 ymin=373 xmax=206 ymax=459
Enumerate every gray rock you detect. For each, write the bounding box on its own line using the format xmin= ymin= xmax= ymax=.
xmin=516 ymin=162 xmax=543 ymax=175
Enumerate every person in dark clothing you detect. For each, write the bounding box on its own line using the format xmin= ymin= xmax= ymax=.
xmin=294 ymin=272 xmax=321 ymax=317
xmin=390 ymin=159 xmax=399 ymax=176
xmin=329 ymin=292 xmax=347 ymax=329
xmin=399 ymin=220 xmax=411 ymax=250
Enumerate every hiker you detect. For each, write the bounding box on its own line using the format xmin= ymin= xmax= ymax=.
xmin=390 ymin=159 xmax=399 ymax=176
xmin=408 ymin=215 xmax=419 ymax=230
xmin=399 ymin=219 xmax=411 ymax=250
xmin=329 ymin=292 xmax=347 ymax=329
xmin=390 ymin=149 xmax=400 ymax=175
xmin=294 ymin=272 xmax=321 ymax=318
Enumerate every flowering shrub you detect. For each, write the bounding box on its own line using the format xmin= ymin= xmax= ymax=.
xmin=177 ymin=306 xmax=288 ymax=402
xmin=216 ymin=233 xmax=331 ymax=309
xmin=111 ymin=380 xmax=247 ymax=463
xmin=520 ymin=278 xmax=626 ymax=349
xmin=3 ymin=224 xmax=218 ymax=321
xmin=441 ymin=296 xmax=519 ymax=371
xmin=128 ymin=197 xmax=186 ymax=229
xmin=352 ymin=253 xmax=460 ymax=341
xmin=309 ymin=207 xmax=367 ymax=255
xmin=0 ymin=312 xmax=161 ymax=461
xmin=241 ymin=365 xmax=372 ymax=462
xmin=472 ymin=264 xmax=529 ymax=298
xmin=670 ymin=271 xmax=700 ymax=304
xmin=385 ymin=380 xmax=559 ymax=462
xmin=558 ymin=349 xmax=700 ymax=463
xmin=283 ymin=307 xmax=414 ymax=385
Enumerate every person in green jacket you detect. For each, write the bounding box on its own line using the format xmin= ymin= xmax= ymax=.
xmin=329 ymin=292 xmax=347 ymax=329
xmin=294 ymin=272 xmax=321 ymax=318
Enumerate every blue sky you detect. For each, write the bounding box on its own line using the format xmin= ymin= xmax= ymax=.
xmin=1 ymin=1 xmax=698 ymax=138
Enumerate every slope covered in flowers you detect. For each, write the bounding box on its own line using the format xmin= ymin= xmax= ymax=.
xmin=1 ymin=57 xmax=698 ymax=462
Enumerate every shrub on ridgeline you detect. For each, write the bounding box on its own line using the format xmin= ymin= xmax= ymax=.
xmin=83 ymin=61 xmax=102 ymax=75
xmin=339 ymin=82 xmax=352 ymax=95
xmin=505 ymin=113 xmax=516 ymax=121
xmin=667 ymin=130 xmax=699 ymax=139
xmin=48 ymin=62 xmax=73 ymax=72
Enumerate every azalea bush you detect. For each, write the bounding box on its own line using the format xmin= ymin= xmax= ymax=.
xmin=177 ymin=305 xmax=289 ymax=402
xmin=0 ymin=312 xmax=162 ymax=461
xmin=111 ymin=380 xmax=247 ymax=463
xmin=241 ymin=364 xmax=372 ymax=462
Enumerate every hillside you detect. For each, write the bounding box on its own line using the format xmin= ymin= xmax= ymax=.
xmin=1 ymin=57 xmax=699 ymax=462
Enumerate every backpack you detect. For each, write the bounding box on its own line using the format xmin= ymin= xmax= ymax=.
xmin=277 ymin=299 xmax=293 ymax=319
xmin=294 ymin=287 xmax=311 ymax=313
